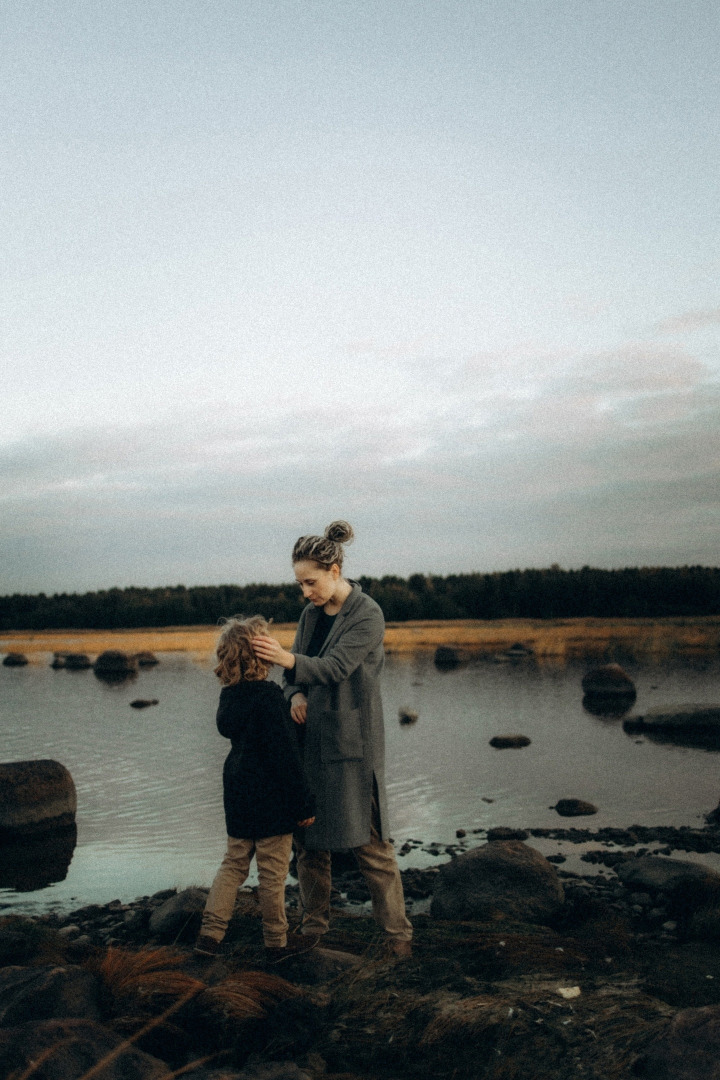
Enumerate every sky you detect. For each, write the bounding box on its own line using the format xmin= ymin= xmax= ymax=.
xmin=2 ymin=0 xmax=719 ymax=595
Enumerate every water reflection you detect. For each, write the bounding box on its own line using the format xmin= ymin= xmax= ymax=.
xmin=582 ymin=692 xmax=636 ymax=718
xmin=0 ymin=825 xmax=77 ymax=891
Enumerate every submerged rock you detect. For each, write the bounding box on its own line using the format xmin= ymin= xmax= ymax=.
xmin=552 ymin=799 xmax=598 ymax=817
xmin=2 ymin=653 xmax=28 ymax=667
xmin=94 ymin=650 xmax=138 ymax=679
xmin=430 ymin=839 xmax=564 ymax=923
xmin=63 ymin=653 xmax=93 ymax=670
xmin=489 ymin=734 xmax=531 ymax=748
xmin=0 ymin=760 xmax=77 ymax=836
xmin=130 ymin=699 xmax=159 ymax=709
xmin=582 ymin=663 xmax=636 ymax=696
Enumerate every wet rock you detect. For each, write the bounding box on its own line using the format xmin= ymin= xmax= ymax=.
xmin=0 ymin=965 xmax=101 ymax=1026
xmin=582 ymin=663 xmax=636 ymax=695
xmin=624 ymin=705 xmax=720 ymax=746
xmin=63 ymin=653 xmax=93 ymax=670
xmin=148 ymin=887 xmax=208 ymax=941
xmin=0 ymin=759 xmax=76 ymax=836
xmin=2 ymin=653 xmax=28 ymax=667
xmin=489 ymin=734 xmax=531 ymax=748
xmin=486 ymin=827 xmax=529 ymax=842
xmin=94 ymin=650 xmax=138 ymax=680
xmin=616 ymin=856 xmax=720 ymax=908
xmin=0 ymin=1018 xmax=170 ymax=1080
xmin=0 ymin=824 xmax=77 ymax=890
xmin=552 ymin=799 xmax=598 ymax=817
xmin=398 ymin=707 xmax=418 ymax=725
xmin=130 ymin=699 xmax=159 ymax=709
xmin=430 ymin=839 xmax=564 ymax=924
xmin=135 ymin=651 xmax=159 ymax=666
xmin=635 ymin=1004 xmax=720 ymax=1079
xmin=433 ymin=646 xmax=467 ymax=670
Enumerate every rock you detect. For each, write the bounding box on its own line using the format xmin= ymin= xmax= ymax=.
xmin=130 ymin=699 xmax=159 ymax=709
xmin=0 ymin=1018 xmax=170 ymax=1080
xmin=433 ymin=646 xmax=467 ymax=670
xmin=51 ymin=652 xmax=67 ymax=668
xmin=486 ymin=827 xmax=529 ymax=842
xmin=266 ymin=946 xmax=362 ymax=986
xmin=0 ymin=966 xmax=101 ymax=1026
xmin=0 ymin=760 xmax=77 ymax=836
xmin=135 ymin=651 xmax=160 ymax=666
xmin=398 ymin=707 xmax=418 ymax=725
xmin=635 ymin=1004 xmax=720 ymax=1079
xmin=582 ymin=663 xmax=636 ymax=695
xmin=63 ymin=653 xmax=93 ymax=670
xmin=552 ymin=799 xmax=598 ymax=817
xmin=489 ymin=734 xmax=531 ymax=748
xmin=624 ymin=705 xmax=720 ymax=745
xmin=616 ymin=856 xmax=720 ymax=901
xmin=2 ymin=653 xmax=28 ymax=667
xmin=94 ymin=650 xmax=138 ymax=679
xmin=148 ymin=887 xmax=208 ymax=941
xmin=504 ymin=642 xmax=534 ymax=658
xmin=706 ymin=800 xmax=720 ymax=825
xmin=430 ymin=840 xmax=564 ymax=924
xmin=456 ymin=828 xmax=466 ymax=838
xmin=0 ymin=824 xmax=77 ymax=890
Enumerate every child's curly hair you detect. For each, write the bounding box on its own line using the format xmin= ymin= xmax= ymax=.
xmin=214 ymin=615 xmax=271 ymax=685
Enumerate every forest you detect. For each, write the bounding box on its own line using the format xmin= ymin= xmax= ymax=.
xmin=1 ymin=565 xmax=718 ymax=631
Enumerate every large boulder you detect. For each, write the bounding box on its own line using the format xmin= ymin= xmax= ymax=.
xmin=616 ymin=855 xmax=720 ymax=899
xmin=582 ymin=663 xmax=635 ymax=695
xmin=0 ymin=760 xmax=76 ymax=837
xmin=430 ymin=840 xmax=564 ymax=924
xmin=635 ymin=1005 xmax=720 ymax=1080
xmin=0 ymin=1018 xmax=170 ymax=1080
xmin=149 ymin=887 xmax=208 ymax=941
xmin=94 ymin=650 xmax=138 ymax=678
xmin=0 ymin=966 xmax=101 ymax=1026
xmin=624 ymin=705 xmax=720 ymax=743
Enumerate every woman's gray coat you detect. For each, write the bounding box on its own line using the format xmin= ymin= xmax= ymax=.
xmin=283 ymin=582 xmax=388 ymax=851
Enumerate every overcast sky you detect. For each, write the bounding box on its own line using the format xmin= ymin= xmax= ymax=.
xmin=2 ymin=1 xmax=719 ymax=595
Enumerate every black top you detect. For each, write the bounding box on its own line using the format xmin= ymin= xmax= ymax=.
xmin=216 ymin=679 xmax=315 ymax=839
xmin=285 ymin=610 xmax=336 ymax=684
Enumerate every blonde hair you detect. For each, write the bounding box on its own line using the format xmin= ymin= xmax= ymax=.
xmin=292 ymin=520 xmax=354 ymax=571
xmin=214 ymin=615 xmax=271 ymax=685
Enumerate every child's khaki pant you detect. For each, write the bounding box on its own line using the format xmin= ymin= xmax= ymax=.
xmin=200 ymin=833 xmax=293 ymax=947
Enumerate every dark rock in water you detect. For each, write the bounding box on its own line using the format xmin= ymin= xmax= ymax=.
xmin=130 ymin=699 xmax=159 ymax=709
xmin=552 ymin=799 xmax=598 ymax=817
xmin=706 ymin=801 xmax=720 ymax=826
xmin=616 ymin=855 xmax=720 ymax=898
xmin=0 ymin=760 xmax=77 ymax=837
xmin=398 ymin=707 xmax=418 ymax=725
xmin=94 ymin=650 xmax=138 ymax=680
xmin=582 ymin=692 xmax=636 ymax=718
xmin=2 ymin=653 xmax=28 ymax=667
xmin=430 ymin=839 xmax=564 ymax=923
xmin=51 ymin=652 xmax=67 ymax=669
xmin=456 ymin=828 xmax=466 ymax=838
xmin=0 ymin=1018 xmax=170 ymax=1080
xmin=135 ymin=651 xmax=160 ymax=666
xmin=504 ymin=642 xmax=534 ymax=658
xmin=0 ymin=823 xmax=77 ymax=890
xmin=433 ymin=646 xmax=467 ymax=670
xmin=489 ymin=734 xmax=531 ymax=748
xmin=0 ymin=965 xmax=102 ymax=1025
xmin=634 ymin=1004 xmax=720 ymax=1080
xmin=624 ymin=705 xmax=720 ymax=748
xmin=487 ymin=827 xmax=529 ymax=842
xmin=582 ymin=663 xmax=636 ymax=695
xmin=148 ymin=887 xmax=208 ymax=941
xmin=63 ymin=653 xmax=92 ymax=670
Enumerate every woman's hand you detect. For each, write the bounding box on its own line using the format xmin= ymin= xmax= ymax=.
xmin=290 ymin=693 xmax=308 ymax=725
xmin=297 ymin=816 xmax=315 ymax=828
xmin=251 ymin=634 xmax=296 ymax=669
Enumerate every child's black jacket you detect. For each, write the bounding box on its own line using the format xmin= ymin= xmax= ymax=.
xmin=216 ymin=679 xmax=315 ymax=839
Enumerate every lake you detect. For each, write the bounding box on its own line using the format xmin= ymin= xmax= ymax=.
xmin=2 ymin=650 xmax=720 ymax=913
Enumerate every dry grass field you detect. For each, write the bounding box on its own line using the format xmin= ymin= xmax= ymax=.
xmin=3 ymin=616 xmax=720 ymax=662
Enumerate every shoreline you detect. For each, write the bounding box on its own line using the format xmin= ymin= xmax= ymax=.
xmin=3 ymin=614 xmax=720 ymax=659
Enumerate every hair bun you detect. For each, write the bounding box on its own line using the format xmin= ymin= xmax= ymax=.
xmin=324 ymin=520 xmax=354 ymax=545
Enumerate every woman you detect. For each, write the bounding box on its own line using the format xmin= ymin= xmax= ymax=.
xmin=252 ymin=520 xmax=412 ymax=957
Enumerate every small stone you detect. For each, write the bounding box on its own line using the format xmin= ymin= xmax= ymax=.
xmin=662 ymin=920 xmax=678 ymax=931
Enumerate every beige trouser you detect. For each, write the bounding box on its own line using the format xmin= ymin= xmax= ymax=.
xmin=294 ymin=799 xmax=413 ymax=943
xmin=200 ymin=833 xmax=293 ymax=947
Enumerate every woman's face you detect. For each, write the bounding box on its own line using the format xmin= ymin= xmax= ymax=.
xmin=294 ymin=560 xmax=340 ymax=607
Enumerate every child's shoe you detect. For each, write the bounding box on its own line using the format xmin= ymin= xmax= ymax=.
xmin=194 ymin=934 xmax=225 ymax=957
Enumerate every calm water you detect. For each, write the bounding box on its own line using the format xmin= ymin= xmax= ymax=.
xmin=1 ymin=651 xmax=719 ymax=912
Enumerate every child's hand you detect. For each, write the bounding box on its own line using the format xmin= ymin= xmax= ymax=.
xmin=297 ymin=817 xmax=315 ymax=828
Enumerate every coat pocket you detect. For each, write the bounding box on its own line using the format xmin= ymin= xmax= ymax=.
xmin=320 ymin=708 xmax=364 ymax=763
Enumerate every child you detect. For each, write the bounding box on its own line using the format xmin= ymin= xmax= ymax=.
xmin=195 ymin=615 xmax=316 ymax=959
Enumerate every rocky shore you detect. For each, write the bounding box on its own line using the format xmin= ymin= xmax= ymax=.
xmin=4 ymin=822 xmax=720 ymax=1080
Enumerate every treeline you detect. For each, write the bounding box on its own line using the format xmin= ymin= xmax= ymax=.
xmin=1 ymin=566 xmax=719 ymax=631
